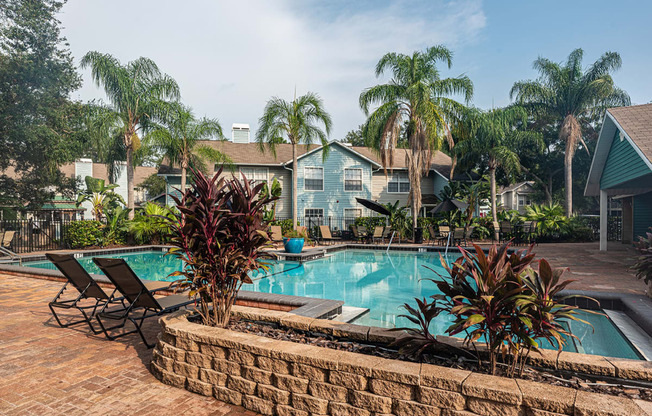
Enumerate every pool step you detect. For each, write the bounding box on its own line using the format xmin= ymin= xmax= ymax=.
xmin=604 ymin=309 xmax=652 ymax=360
xmin=332 ymin=306 xmax=369 ymax=323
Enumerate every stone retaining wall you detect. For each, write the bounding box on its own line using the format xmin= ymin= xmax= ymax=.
xmin=151 ymin=311 xmax=651 ymax=416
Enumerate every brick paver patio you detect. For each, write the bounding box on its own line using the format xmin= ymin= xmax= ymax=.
xmin=0 ymin=275 xmax=258 ymax=416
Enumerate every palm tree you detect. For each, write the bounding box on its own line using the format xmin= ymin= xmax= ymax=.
xmin=255 ymin=92 xmax=332 ymax=230
xmin=359 ymin=46 xmax=473 ymax=237
xmin=510 ymin=49 xmax=630 ymax=216
xmin=76 ymin=176 xmax=126 ymax=221
xmin=147 ymin=104 xmax=229 ymax=192
xmin=455 ymin=106 xmax=543 ymax=225
xmin=81 ymin=52 xmax=180 ymax=218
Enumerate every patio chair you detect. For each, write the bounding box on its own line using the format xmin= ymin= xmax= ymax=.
xmin=92 ymin=257 xmax=195 ymax=348
xmin=1 ymin=230 xmax=15 ymax=250
xmin=523 ymin=221 xmax=538 ymax=245
xmin=451 ymin=228 xmax=465 ymax=246
xmin=319 ymin=225 xmax=341 ymax=245
xmin=371 ymin=226 xmax=384 ymax=244
xmin=46 ymin=253 xmax=171 ymax=333
xmin=349 ymin=225 xmax=363 ymax=242
xmin=357 ymin=226 xmax=370 ymax=243
xmin=464 ymin=226 xmax=475 ymax=246
xmin=382 ymin=227 xmax=394 ymax=243
xmin=269 ymin=225 xmax=283 ymax=248
xmin=500 ymin=221 xmax=512 ymax=241
xmin=436 ymin=225 xmax=451 ymax=246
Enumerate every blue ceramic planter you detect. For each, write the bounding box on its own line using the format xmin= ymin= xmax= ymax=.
xmin=283 ymin=237 xmax=304 ymax=253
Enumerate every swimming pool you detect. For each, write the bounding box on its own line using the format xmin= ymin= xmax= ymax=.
xmin=25 ymin=249 xmax=644 ymax=360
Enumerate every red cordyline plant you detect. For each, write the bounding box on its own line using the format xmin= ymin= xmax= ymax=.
xmin=393 ymin=242 xmax=595 ymax=377
xmin=165 ymin=166 xmax=277 ymax=327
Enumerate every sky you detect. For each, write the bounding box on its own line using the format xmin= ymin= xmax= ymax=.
xmin=58 ymin=0 xmax=652 ymax=141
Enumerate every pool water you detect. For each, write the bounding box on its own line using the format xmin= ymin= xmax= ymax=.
xmin=26 ymin=249 xmax=643 ymax=360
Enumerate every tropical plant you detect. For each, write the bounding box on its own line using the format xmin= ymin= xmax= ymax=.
xmin=129 ymin=202 xmax=176 ymax=245
xmin=633 ymin=227 xmax=652 ymax=286
xmin=360 ymin=46 xmax=473 ymax=237
xmin=76 ymin=176 xmax=126 ymax=221
xmin=260 ymin=178 xmax=282 ymax=222
xmin=454 ymin=106 xmax=543 ymax=225
xmin=268 ymin=218 xmax=295 ymax=236
xmin=80 ymin=51 xmax=180 ymax=218
xmin=392 ymin=243 xmax=593 ymax=377
xmin=522 ymin=203 xmax=569 ymax=237
xmin=165 ymin=167 xmax=276 ymax=327
xmin=101 ymin=206 xmax=130 ymax=246
xmin=256 ymin=92 xmax=332 ymax=230
xmin=147 ymin=103 xmax=229 ymax=192
xmin=460 ymin=180 xmax=489 ymax=230
xmin=510 ymin=49 xmax=630 ymax=216
xmin=384 ymin=200 xmax=409 ymax=238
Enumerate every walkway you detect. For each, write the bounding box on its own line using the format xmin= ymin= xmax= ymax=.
xmin=0 ymin=274 xmax=257 ymax=416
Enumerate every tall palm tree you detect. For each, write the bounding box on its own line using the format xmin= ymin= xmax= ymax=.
xmin=255 ymin=92 xmax=332 ymax=230
xmin=455 ymin=106 xmax=543 ymax=224
xmin=359 ymin=46 xmax=473 ymax=237
xmin=81 ymin=52 xmax=180 ymax=218
xmin=147 ymin=104 xmax=229 ymax=192
xmin=510 ymin=49 xmax=630 ymax=216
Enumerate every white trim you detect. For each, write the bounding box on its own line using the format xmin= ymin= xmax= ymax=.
xmin=387 ymin=171 xmax=410 ymax=194
xmin=304 ymin=208 xmax=324 ymax=218
xmin=606 ymin=111 xmax=652 ymax=170
xmin=303 ymin=166 xmax=324 ymax=192
xmin=343 ymin=168 xmax=363 ymax=192
xmin=285 ymin=141 xmax=382 ymax=168
xmin=239 ymin=166 xmax=269 ymax=185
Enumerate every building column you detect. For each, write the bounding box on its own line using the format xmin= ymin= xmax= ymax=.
xmin=621 ymin=197 xmax=633 ymax=244
xmin=600 ymin=190 xmax=608 ymax=251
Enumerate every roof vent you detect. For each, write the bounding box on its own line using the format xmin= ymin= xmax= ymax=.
xmin=231 ymin=123 xmax=250 ymax=143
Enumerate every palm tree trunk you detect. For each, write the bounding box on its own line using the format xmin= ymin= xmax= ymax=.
xmin=546 ymin=175 xmax=553 ymax=204
xmin=180 ymin=164 xmax=187 ymax=195
xmin=292 ymin=143 xmax=298 ymax=231
xmin=489 ymin=163 xmax=497 ymax=225
xmin=126 ymin=146 xmax=135 ymax=219
xmin=564 ymin=144 xmax=573 ymax=217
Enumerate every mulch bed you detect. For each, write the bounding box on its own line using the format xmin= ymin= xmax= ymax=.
xmin=223 ymin=317 xmax=652 ymax=402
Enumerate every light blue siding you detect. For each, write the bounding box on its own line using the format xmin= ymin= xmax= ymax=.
xmin=433 ymin=174 xmax=448 ymax=197
xmin=296 ymin=145 xmax=373 ymax=218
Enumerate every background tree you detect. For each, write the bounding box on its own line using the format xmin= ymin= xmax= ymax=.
xmin=341 ymin=125 xmax=366 ymax=146
xmin=510 ymin=49 xmax=630 ymax=216
xmin=147 ymin=104 xmax=229 ymax=192
xmin=0 ymin=0 xmax=86 ymax=208
xmin=256 ymin=92 xmax=332 ymax=229
xmin=359 ymin=45 xmax=472 ymax=236
xmin=455 ymin=106 xmax=543 ymax=224
xmin=81 ymin=52 xmax=180 ymax=218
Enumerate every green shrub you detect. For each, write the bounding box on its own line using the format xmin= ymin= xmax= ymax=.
xmin=268 ymin=219 xmax=295 ymax=236
xmin=633 ymin=227 xmax=652 ymax=286
xmin=63 ymin=220 xmax=104 ymax=248
xmin=353 ymin=216 xmax=387 ymax=230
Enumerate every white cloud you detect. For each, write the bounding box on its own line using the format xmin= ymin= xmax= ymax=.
xmin=60 ymin=0 xmax=486 ymax=140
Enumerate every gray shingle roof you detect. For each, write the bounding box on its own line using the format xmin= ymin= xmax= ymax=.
xmin=607 ymin=103 xmax=652 ymax=164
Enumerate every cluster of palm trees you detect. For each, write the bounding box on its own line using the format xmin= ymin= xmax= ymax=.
xmin=83 ymin=45 xmax=629 ymax=229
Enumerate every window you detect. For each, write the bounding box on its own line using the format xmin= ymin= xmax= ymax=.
xmin=304 ymin=167 xmax=323 ymax=191
xmin=344 ymin=208 xmax=361 ymax=228
xmin=388 ymin=172 xmax=409 ymax=193
xmin=344 ymin=168 xmax=363 ymax=191
xmin=518 ymin=195 xmax=531 ymax=207
xmin=305 ymin=208 xmax=324 ymax=218
xmin=240 ymin=167 xmax=268 ymax=186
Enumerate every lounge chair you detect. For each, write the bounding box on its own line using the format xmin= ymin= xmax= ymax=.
xmin=350 ymin=225 xmax=364 ymax=242
xmin=319 ymin=225 xmax=340 ymax=245
xmin=371 ymin=226 xmax=384 ymax=244
xmin=269 ymin=225 xmax=283 ymax=248
xmin=1 ymin=230 xmax=15 ymax=250
xmin=92 ymin=257 xmax=195 ymax=348
xmin=382 ymin=227 xmax=394 ymax=243
xmin=46 ymin=253 xmax=170 ymax=333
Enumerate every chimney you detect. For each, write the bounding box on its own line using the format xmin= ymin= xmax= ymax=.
xmin=231 ymin=123 xmax=250 ymax=143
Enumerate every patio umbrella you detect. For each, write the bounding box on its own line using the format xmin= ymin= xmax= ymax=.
xmin=355 ymin=198 xmax=391 ymax=216
xmin=429 ymin=199 xmax=468 ymax=214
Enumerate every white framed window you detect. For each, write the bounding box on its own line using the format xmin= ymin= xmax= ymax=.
xmin=344 ymin=208 xmax=362 ymax=228
xmin=518 ymin=195 xmax=531 ymax=207
xmin=304 ymin=167 xmax=323 ymax=191
xmin=305 ymin=208 xmax=324 ymax=218
xmin=344 ymin=168 xmax=363 ymax=191
xmin=388 ymin=172 xmax=409 ymax=193
xmin=240 ymin=167 xmax=268 ymax=186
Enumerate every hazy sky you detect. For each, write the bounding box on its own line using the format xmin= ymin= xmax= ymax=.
xmin=59 ymin=0 xmax=652 ymax=141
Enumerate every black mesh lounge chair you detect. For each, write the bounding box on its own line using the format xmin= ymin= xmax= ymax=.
xmin=93 ymin=257 xmax=195 ymax=348
xmin=46 ymin=253 xmax=170 ymax=333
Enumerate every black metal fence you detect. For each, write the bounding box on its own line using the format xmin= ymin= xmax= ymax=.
xmin=608 ymin=215 xmax=622 ymax=241
xmin=1 ymin=219 xmax=73 ymax=253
